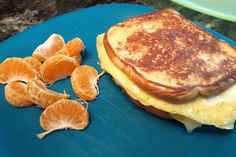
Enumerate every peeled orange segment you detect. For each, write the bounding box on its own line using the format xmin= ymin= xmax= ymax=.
xmin=24 ymin=56 xmax=42 ymax=72
xmin=56 ymin=37 xmax=84 ymax=64
xmin=71 ymin=65 xmax=101 ymax=101
xmin=65 ymin=37 xmax=85 ymax=56
xmin=32 ymin=34 xmax=65 ymax=62
xmin=72 ymin=55 xmax=82 ymax=65
xmin=27 ymin=79 xmax=70 ymax=108
xmin=0 ymin=58 xmax=40 ymax=84
xmin=5 ymin=81 xmax=33 ymax=107
xmin=56 ymin=37 xmax=85 ymax=57
xmin=37 ymin=99 xmax=89 ymax=139
xmin=56 ymin=48 xmax=82 ymax=65
xmin=40 ymin=54 xmax=79 ymax=84
xmin=55 ymin=46 xmax=68 ymax=56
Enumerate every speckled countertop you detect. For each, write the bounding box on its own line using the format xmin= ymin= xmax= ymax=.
xmin=0 ymin=0 xmax=235 ymax=42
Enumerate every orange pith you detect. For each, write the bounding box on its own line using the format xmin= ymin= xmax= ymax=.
xmin=5 ymin=81 xmax=33 ymax=107
xmin=32 ymin=34 xmax=65 ymax=62
xmin=71 ymin=65 xmax=99 ymax=101
xmin=0 ymin=57 xmax=39 ymax=84
xmin=40 ymin=54 xmax=79 ymax=84
xmin=27 ymin=79 xmax=70 ymax=108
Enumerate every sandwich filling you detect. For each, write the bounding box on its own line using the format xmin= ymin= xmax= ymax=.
xmin=97 ymin=34 xmax=236 ymax=131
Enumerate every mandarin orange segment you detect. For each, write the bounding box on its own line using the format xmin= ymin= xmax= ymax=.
xmin=71 ymin=65 xmax=100 ymax=101
xmin=56 ymin=47 xmax=82 ymax=65
xmin=37 ymin=99 xmax=89 ymax=139
xmin=0 ymin=58 xmax=40 ymax=84
xmin=72 ymin=55 xmax=82 ymax=65
xmin=27 ymin=79 xmax=70 ymax=108
xmin=24 ymin=56 xmax=42 ymax=72
xmin=56 ymin=52 xmax=82 ymax=65
xmin=55 ymin=46 xmax=68 ymax=56
xmin=5 ymin=81 xmax=33 ymax=107
xmin=56 ymin=37 xmax=84 ymax=57
xmin=56 ymin=37 xmax=84 ymax=64
xmin=32 ymin=34 xmax=65 ymax=62
xmin=65 ymin=37 xmax=85 ymax=56
xmin=40 ymin=54 xmax=79 ymax=84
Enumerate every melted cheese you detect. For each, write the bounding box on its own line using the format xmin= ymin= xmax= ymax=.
xmin=97 ymin=34 xmax=236 ymax=130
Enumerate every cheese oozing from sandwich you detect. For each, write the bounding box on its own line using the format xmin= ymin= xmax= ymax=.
xmin=97 ymin=34 xmax=236 ymax=131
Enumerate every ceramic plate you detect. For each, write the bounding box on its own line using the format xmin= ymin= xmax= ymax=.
xmin=0 ymin=4 xmax=236 ymax=157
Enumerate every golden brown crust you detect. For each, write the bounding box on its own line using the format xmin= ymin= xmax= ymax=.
xmin=104 ymin=8 xmax=236 ymax=102
xmin=104 ymin=33 xmax=198 ymax=102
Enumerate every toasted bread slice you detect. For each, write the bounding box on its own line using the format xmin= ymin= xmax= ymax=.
xmin=104 ymin=8 xmax=236 ymax=101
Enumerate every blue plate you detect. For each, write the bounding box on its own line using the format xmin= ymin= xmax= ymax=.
xmin=0 ymin=4 xmax=236 ymax=157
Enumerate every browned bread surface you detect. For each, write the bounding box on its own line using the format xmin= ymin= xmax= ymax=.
xmin=105 ymin=8 xmax=236 ymax=101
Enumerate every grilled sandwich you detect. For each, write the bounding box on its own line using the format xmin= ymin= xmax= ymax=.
xmin=96 ymin=8 xmax=236 ymax=132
